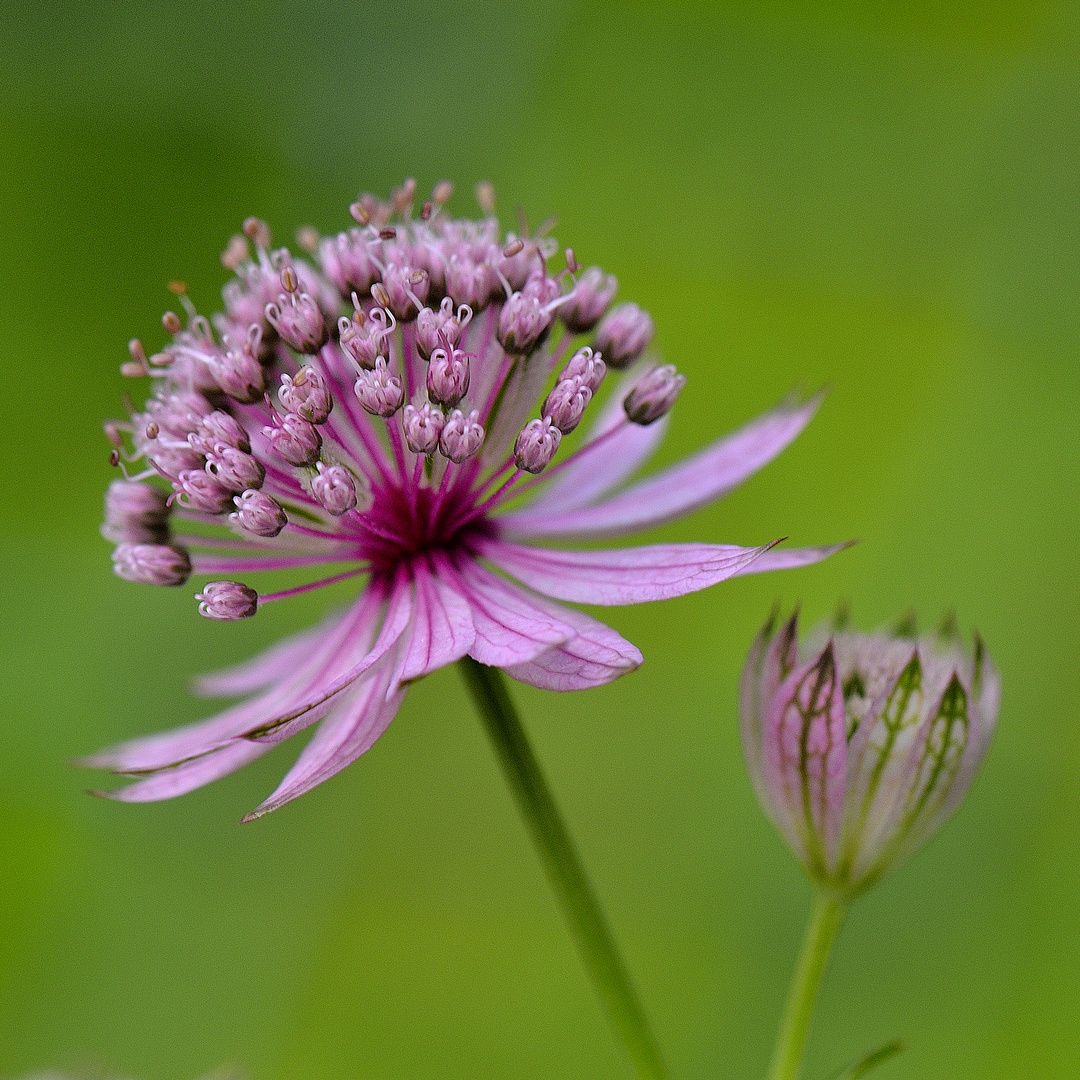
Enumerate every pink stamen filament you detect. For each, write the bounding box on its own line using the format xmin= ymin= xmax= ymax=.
xmin=258 ymin=564 xmax=369 ymax=604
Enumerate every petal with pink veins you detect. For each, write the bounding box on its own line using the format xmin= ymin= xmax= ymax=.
xmin=498 ymin=393 xmax=822 ymax=540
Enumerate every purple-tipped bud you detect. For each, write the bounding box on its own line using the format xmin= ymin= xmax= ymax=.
xmin=205 ymin=446 xmax=265 ymax=493
xmin=426 ymin=347 xmax=471 ymax=407
xmin=514 ymin=417 xmax=562 ymax=473
xmin=265 ymin=283 xmax=328 ymax=354
xmin=415 ymin=297 xmax=469 ymax=361
xmin=318 ymin=229 xmax=381 ymax=296
xmin=208 ymin=327 xmax=266 ymax=403
xmin=558 ymin=346 xmax=606 ymax=392
xmin=498 ymin=291 xmax=553 ymax=355
xmin=354 ymin=357 xmax=405 ymax=417
xmin=112 ymin=542 xmax=191 ymax=587
xmin=311 ymin=462 xmax=358 ymax=516
xmin=741 ymin=611 xmax=1001 ymax=896
xmin=230 ymin=489 xmax=287 ymax=537
xmin=188 ymin=410 xmax=251 ymax=456
xmin=543 ymin=377 xmax=593 ymax=435
xmin=339 ymin=307 xmax=393 ymax=370
xmin=560 ymin=267 xmax=618 ymax=333
xmin=439 ymin=409 xmax=485 ymax=463
xmin=196 ymin=580 xmax=259 ymax=620
xmin=279 ymin=366 xmax=333 ymax=424
xmin=175 ymin=469 xmax=235 ymax=514
xmin=263 ymin=413 xmax=322 ymax=467
xmin=379 ymin=263 xmax=429 ymax=322
xmin=622 ymin=364 xmax=686 ymax=425
xmin=102 ymin=480 xmax=170 ymax=544
xmin=594 ymin=302 xmax=655 ymax=368
xmin=402 ymin=402 xmax=446 ymax=455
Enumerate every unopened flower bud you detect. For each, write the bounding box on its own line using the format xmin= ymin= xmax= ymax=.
xmin=426 ymin=347 xmax=471 ymax=407
xmin=112 ymin=542 xmax=191 ymax=586
xmin=175 ymin=469 xmax=235 ymax=514
xmin=558 ymin=347 xmax=606 ymax=392
xmin=279 ymin=366 xmax=332 ymax=424
xmin=338 ymin=306 xmax=394 ymax=370
xmin=196 ymin=580 xmax=259 ymax=620
xmin=498 ymin=291 xmax=552 ymax=355
xmin=445 ymin=251 xmax=499 ymax=309
xmin=497 ymin=236 xmax=539 ymax=291
xmin=439 ymin=409 xmax=485 ymax=463
xmin=263 ymin=413 xmax=322 ymax=468
xmin=318 ymin=229 xmax=381 ymax=297
xmin=188 ymin=410 xmax=251 ymax=456
xmin=205 ymin=446 xmax=265 ymax=493
xmin=514 ymin=417 xmax=562 ymax=473
xmin=415 ymin=297 xmax=469 ymax=361
xmin=311 ymin=462 xmax=358 ymax=516
xmin=379 ymin=263 xmax=429 ymax=322
xmin=594 ymin=302 xmax=655 ymax=368
xmin=741 ymin=611 xmax=1000 ymax=896
xmin=102 ymin=480 xmax=170 ymax=544
xmin=230 ymin=489 xmax=288 ymax=537
xmin=622 ymin=365 xmax=686 ymax=425
xmin=265 ymin=289 xmax=328 ymax=354
xmin=403 ymin=402 xmax=446 ymax=454
xmin=354 ymin=357 xmax=404 ymax=417
xmin=543 ymin=377 xmax=593 ymax=434
xmin=560 ymin=267 xmax=618 ymax=333
xmin=208 ymin=327 xmax=266 ymax=403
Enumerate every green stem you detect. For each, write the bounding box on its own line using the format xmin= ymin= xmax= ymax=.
xmin=766 ymin=889 xmax=848 ymax=1080
xmin=459 ymin=657 xmax=667 ymax=1080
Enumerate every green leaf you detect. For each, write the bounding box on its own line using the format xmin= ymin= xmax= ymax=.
xmin=827 ymin=1039 xmax=904 ymax=1080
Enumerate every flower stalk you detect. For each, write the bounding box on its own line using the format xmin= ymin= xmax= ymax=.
xmin=459 ymin=656 xmax=667 ymax=1080
xmin=765 ymin=889 xmax=848 ymax=1080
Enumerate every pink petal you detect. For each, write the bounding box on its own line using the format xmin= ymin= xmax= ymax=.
xmin=96 ymin=739 xmax=269 ymax=803
xmin=503 ymin=596 xmax=642 ymax=690
xmin=476 ymin=537 xmax=777 ymax=605
xmin=193 ymin=610 xmax=346 ymax=697
xmin=85 ymin=592 xmax=382 ymax=773
xmin=729 ymin=542 xmax=855 ymax=575
xmin=242 ymin=657 xmax=406 ymax=821
xmin=498 ymin=393 xmax=822 ymax=540
xmin=762 ymin=645 xmax=847 ymax=874
xmin=443 ymin=556 xmax=574 ymax=667
xmin=520 ymin=374 xmax=670 ymax=515
xmin=395 ymin=558 xmax=476 ymax=684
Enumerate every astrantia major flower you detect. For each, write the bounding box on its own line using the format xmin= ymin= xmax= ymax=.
xmin=741 ymin=610 xmax=1001 ymax=896
xmin=91 ymin=179 xmax=841 ymax=819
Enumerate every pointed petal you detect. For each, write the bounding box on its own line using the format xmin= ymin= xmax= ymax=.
xmin=520 ymin=372 xmax=670 ymax=515
xmin=762 ymin=644 xmax=847 ymax=875
xmin=739 ymin=609 xmax=782 ymax=803
xmin=85 ymin=592 xmax=381 ymax=773
xmin=193 ymin=609 xmax=346 ymax=697
xmin=477 ymin=537 xmax=776 ymax=605
xmin=498 ymin=393 xmax=822 ymax=540
xmin=96 ymin=740 xmax=269 ymax=803
xmin=243 ymin=659 xmax=406 ymax=821
xmin=395 ymin=559 xmax=476 ymax=684
xmin=730 ymin=542 xmax=854 ymax=576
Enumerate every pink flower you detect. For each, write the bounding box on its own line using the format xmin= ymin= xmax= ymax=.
xmin=740 ymin=611 xmax=1001 ymax=895
xmin=91 ymin=181 xmax=842 ymax=819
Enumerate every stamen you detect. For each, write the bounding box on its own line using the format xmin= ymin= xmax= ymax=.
xmin=258 ymin=564 xmax=369 ymax=604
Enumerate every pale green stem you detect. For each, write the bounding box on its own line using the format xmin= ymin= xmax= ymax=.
xmin=766 ymin=889 xmax=849 ymax=1080
xmin=459 ymin=657 xmax=667 ymax=1080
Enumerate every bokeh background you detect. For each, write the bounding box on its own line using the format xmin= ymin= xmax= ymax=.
xmin=1 ymin=1 xmax=1078 ymax=1077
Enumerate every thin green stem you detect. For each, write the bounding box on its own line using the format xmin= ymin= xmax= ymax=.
xmin=458 ymin=657 xmax=667 ymax=1080
xmin=766 ymin=889 xmax=848 ymax=1080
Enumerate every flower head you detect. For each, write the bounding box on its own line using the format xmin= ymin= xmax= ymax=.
xmin=91 ymin=179 xmax=842 ymax=819
xmin=740 ymin=610 xmax=1001 ymax=895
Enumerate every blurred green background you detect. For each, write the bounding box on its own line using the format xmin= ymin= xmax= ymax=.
xmin=1 ymin=1 xmax=1078 ymax=1077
